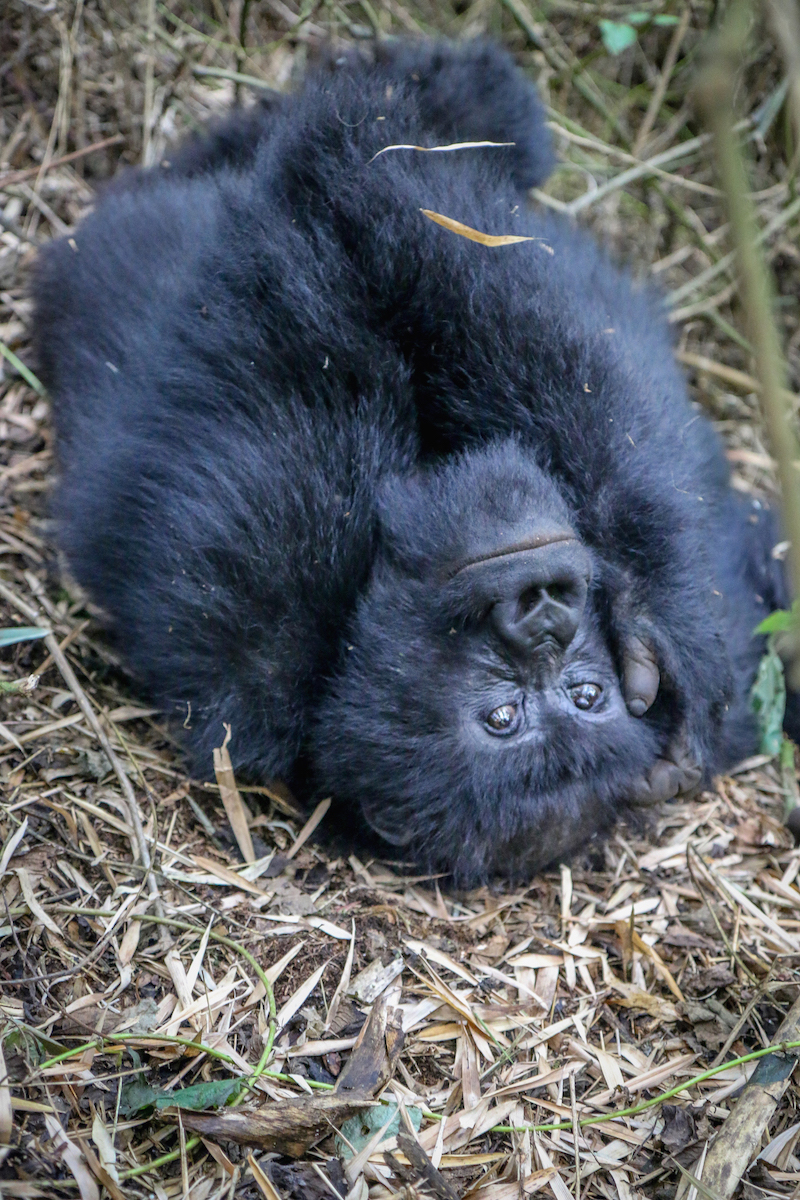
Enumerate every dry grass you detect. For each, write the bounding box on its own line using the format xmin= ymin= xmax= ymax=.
xmin=2 ymin=1 xmax=800 ymax=1197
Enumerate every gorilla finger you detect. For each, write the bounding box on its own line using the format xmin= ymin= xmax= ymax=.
xmin=622 ymin=636 xmax=660 ymax=717
xmin=663 ymin=729 xmax=702 ymax=793
xmin=630 ymin=758 xmax=684 ymax=807
xmin=675 ymin=761 xmax=702 ymax=794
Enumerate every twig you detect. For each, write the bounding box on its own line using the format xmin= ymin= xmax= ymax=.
xmin=0 ymin=135 xmax=124 ymax=189
xmin=500 ymin=0 xmax=629 ymax=142
xmin=235 ymin=0 xmax=252 ymax=103
xmin=570 ymin=1071 xmax=581 ymax=1200
xmin=767 ymin=0 xmax=800 ymax=159
xmin=0 ymin=211 xmax=38 ymax=245
xmin=552 ymin=121 xmax=720 ymax=196
xmin=0 ymin=674 xmax=39 ymax=696
xmin=633 ymin=6 xmax=692 ymax=156
xmin=566 ymin=133 xmax=712 ymax=214
xmin=142 ymin=0 xmax=156 ymax=165
xmin=677 ymin=349 xmax=799 ymax=409
xmin=665 ymin=194 xmax=800 ymax=308
xmin=191 ymin=64 xmax=274 ymax=90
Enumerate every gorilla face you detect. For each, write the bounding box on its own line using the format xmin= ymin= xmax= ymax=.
xmin=311 ymin=442 xmax=665 ymax=883
xmin=443 ymin=534 xmax=621 ymax=750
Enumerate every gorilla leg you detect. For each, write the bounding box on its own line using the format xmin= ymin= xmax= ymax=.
xmin=365 ymin=39 xmax=555 ymax=190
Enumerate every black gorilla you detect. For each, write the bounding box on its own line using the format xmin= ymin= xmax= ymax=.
xmin=32 ymin=41 xmax=790 ymax=883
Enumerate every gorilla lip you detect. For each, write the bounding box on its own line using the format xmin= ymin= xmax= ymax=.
xmin=446 ymin=530 xmax=579 ymax=579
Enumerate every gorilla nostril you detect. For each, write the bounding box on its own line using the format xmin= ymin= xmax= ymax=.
xmin=494 ymin=588 xmax=584 ymax=653
xmin=517 ymin=579 xmax=581 ymax=620
xmin=518 ymin=586 xmax=545 ymax=616
xmin=543 ymin=582 xmax=572 ymax=606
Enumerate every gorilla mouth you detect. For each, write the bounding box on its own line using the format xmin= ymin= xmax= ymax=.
xmin=447 ymin=529 xmax=579 ymax=578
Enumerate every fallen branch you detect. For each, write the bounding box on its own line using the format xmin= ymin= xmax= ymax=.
xmin=694 ymin=992 xmax=800 ymax=1199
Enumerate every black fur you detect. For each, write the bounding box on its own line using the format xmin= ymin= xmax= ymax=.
xmin=31 ymin=40 xmax=790 ymax=884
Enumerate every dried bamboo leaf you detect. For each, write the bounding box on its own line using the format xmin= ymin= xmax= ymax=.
xmin=213 ymin=724 xmax=255 ymax=863
xmin=369 ymin=139 xmax=514 ymax=163
xmin=420 ymin=209 xmax=551 ymax=249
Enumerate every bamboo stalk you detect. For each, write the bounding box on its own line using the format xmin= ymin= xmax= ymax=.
xmin=696 ymin=0 xmax=800 ymax=679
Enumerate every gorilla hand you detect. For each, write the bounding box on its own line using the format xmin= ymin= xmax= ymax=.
xmin=627 ymin=732 xmax=702 ymax=808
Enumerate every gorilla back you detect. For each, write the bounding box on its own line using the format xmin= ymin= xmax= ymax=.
xmin=32 ymin=40 xmax=789 ymax=884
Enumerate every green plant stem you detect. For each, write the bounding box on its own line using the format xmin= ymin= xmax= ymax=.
xmin=133 ymin=913 xmax=277 ymax=1096
xmin=36 ymin=1032 xmax=243 ymax=1075
xmin=696 ymin=0 xmax=800 ymax=680
xmin=43 ymin=1018 xmax=797 ymax=1176
xmin=110 ymin=1038 xmax=800 ymax=1180
xmin=122 ymin=1136 xmax=202 ymax=1179
xmin=192 ymin=64 xmax=272 ymax=90
xmin=492 ymin=1038 xmax=800 ymax=1135
xmin=39 ymin=911 xmax=279 ymax=1183
xmin=501 ymin=0 xmax=629 ymax=143
xmin=0 ymin=675 xmax=39 ymax=695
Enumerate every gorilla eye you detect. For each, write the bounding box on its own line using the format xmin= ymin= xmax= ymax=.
xmin=569 ymin=683 xmax=602 ymax=711
xmin=486 ymin=703 xmax=519 ymax=734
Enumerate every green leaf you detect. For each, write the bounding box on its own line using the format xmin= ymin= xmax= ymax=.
xmin=0 ymin=341 xmax=46 ymax=395
xmin=119 ymin=1075 xmax=242 ymax=1116
xmin=755 ymin=600 xmax=800 ymax=635
xmin=653 ymin=14 xmax=680 ymax=24
xmin=750 ymin=637 xmax=786 ymax=756
xmin=0 ymin=626 xmax=49 ymax=647
xmin=4 ymin=1025 xmax=68 ymax=1064
xmin=118 ymin=1078 xmax=163 ymax=1117
xmin=628 ymin=12 xmax=651 ymax=25
xmin=598 ymin=20 xmax=638 ymax=54
xmin=160 ymin=1078 xmax=243 ymax=1110
xmin=336 ymin=1102 xmax=423 ymax=1159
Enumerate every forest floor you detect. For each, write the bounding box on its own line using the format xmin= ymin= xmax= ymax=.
xmin=1 ymin=2 xmax=800 ymax=1198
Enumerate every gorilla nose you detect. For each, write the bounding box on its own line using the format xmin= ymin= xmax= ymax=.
xmin=490 ymin=541 xmax=590 ymax=656
xmin=492 ymin=584 xmax=583 ymax=651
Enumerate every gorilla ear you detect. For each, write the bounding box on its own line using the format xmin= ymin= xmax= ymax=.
xmin=360 ymin=804 xmax=417 ymax=846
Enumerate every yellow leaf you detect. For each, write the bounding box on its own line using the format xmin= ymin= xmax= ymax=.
xmin=420 ymin=209 xmax=553 ymax=250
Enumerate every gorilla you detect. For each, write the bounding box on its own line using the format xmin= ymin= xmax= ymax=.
xmin=31 ymin=40 xmax=792 ymax=884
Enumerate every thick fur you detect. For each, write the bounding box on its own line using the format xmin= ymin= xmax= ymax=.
xmin=32 ymin=40 xmax=790 ymax=884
